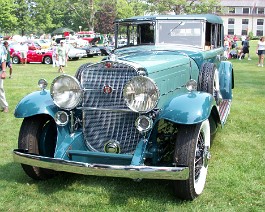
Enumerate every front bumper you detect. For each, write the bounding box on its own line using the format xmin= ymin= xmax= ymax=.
xmin=13 ymin=149 xmax=189 ymax=180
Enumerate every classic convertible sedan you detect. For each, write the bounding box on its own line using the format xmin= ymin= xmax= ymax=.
xmin=12 ymin=49 xmax=53 ymax=64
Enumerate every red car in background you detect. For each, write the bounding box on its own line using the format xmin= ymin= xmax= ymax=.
xmin=8 ymin=41 xmax=41 ymax=55
xmin=12 ymin=50 xmax=53 ymax=64
xmin=76 ymin=31 xmax=95 ymax=43
xmin=25 ymin=40 xmax=42 ymax=50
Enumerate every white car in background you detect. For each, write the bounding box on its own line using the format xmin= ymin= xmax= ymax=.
xmin=65 ymin=36 xmax=88 ymax=47
xmin=66 ymin=43 xmax=87 ymax=60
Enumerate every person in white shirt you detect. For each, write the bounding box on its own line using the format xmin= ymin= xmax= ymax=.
xmin=19 ymin=42 xmax=28 ymax=64
xmin=0 ymin=45 xmax=8 ymax=112
xmin=256 ymin=36 xmax=265 ymax=67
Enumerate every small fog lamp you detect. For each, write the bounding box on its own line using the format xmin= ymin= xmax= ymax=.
xmin=38 ymin=79 xmax=48 ymax=90
xmin=186 ymin=79 xmax=197 ymax=91
xmin=54 ymin=111 xmax=69 ymax=126
xmin=135 ymin=115 xmax=153 ymax=133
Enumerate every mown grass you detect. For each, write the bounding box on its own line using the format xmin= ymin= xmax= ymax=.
xmin=0 ymin=42 xmax=264 ymax=211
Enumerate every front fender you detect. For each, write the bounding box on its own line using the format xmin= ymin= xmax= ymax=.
xmin=158 ymin=92 xmax=216 ymax=124
xmin=14 ymin=90 xmax=58 ymax=118
xmin=219 ymin=61 xmax=233 ymax=100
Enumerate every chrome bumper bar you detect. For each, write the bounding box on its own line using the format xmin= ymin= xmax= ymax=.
xmin=13 ymin=149 xmax=189 ymax=180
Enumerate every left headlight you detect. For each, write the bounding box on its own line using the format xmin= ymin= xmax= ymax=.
xmin=123 ymin=76 xmax=159 ymax=113
xmin=50 ymin=74 xmax=82 ymax=110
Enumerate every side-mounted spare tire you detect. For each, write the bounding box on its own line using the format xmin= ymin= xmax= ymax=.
xmin=198 ymin=63 xmax=221 ymax=104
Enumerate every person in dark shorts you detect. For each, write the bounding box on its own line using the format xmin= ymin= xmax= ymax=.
xmin=3 ymin=41 xmax=13 ymax=78
xmin=239 ymin=36 xmax=251 ymax=60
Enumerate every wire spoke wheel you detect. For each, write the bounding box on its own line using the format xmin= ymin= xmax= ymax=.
xmin=173 ymin=119 xmax=211 ymax=200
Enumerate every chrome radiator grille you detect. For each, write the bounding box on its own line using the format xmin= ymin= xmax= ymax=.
xmin=81 ymin=62 xmax=141 ymax=154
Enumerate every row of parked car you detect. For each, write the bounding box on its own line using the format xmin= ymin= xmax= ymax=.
xmin=2 ymin=38 xmax=114 ymax=65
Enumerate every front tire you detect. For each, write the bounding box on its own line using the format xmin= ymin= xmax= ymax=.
xmin=173 ymin=120 xmax=211 ymax=200
xmin=12 ymin=56 xmax=20 ymax=64
xmin=43 ymin=56 xmax=52 ymax=64
xmin=18 ymin=115 xmax=57 ymax=180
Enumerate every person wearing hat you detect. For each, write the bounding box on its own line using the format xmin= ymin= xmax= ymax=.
xmin=56 ymin=40 xmax=67 ymax=73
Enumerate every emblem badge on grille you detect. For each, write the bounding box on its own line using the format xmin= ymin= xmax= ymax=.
xmin=104 ymin=140 xmax=120 ymax=154
xmin=103 ymin=85 xmax=113 ymax=94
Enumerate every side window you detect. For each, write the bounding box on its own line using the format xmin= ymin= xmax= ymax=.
xmin=217 ymin=24 xmax=223 ymax=47
xmin=138 ymin=24 xmax=154 ymax=44
xmin=205 ymin=22 xmax=211 ymax=50
xmin=205 ymin=23 xmax=222 ymax=50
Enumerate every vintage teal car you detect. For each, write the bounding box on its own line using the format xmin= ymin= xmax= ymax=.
xmin=13 ymin=14 xmax=234 ymax=200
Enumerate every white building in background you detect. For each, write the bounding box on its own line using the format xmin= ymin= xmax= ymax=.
xmin=218 ymin=0 xmax=265 ymax=36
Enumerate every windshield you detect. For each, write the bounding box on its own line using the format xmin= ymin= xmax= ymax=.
xmin=115 ymin=19 xmax=204 ymax=48
xmin=157 ymin=20 xmax=203 ymax=47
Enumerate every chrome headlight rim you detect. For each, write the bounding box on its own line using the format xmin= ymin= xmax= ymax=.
xmin=50 ymin=74 xmax=82 ymax=110
xmin=186 ymin=79 xmax=197 ymax=92
xmin=135 ymin=115 xmax=153 ymax=133
xmin=123 ymin=76 xmax=160 ymax=113
xmin=38 ymin=78 xmax=48 ymax=90
xmin=54 ymin=111 xmax=69 ymax=126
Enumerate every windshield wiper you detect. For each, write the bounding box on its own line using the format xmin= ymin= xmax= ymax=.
xmin=168 ymin=22 xmax=183 ymax=35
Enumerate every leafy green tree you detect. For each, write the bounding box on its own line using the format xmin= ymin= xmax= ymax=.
xmin=146 ymin=0 xmax=221 ymax=15
xmin=67 ymin=0 xmax=98 ymax=31
xmin=0 ymin=0 xmax=17 ymax=34
xmin=128 ymin=0 xmax=149 ymax=16
xmin=50 ymin=0 xmax=74 ymax=31
xmin=29 ymin=0 xmax=57 ymax=35
xmin=13 ymin=0 xmax=35 ymax=36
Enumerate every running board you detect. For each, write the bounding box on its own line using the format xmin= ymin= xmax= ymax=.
xmin=219 ymin=99 xmax=232 ymax=125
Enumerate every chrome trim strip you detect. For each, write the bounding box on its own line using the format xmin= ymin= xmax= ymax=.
xmin=77 ymin=107 xmax=134 ymax=113
xmin=83 ymin=88 xmax=117 ymax=92
xmin=13 ymin=149 xmax=189 ymax=180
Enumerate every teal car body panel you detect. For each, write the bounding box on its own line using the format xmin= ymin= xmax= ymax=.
xmin=14 ymin=90 xmax=58 ymax=118
xmin=158 ymin=91 xmax=216 ymax=124
xmin=219 ymin=61 xmax=234 ymax=99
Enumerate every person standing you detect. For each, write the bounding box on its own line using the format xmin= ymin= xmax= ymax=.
xmin=241 ymin=35 xmax=246 ymax=46
xmin=239 ymin=36 xmax=251 ymax=60
xmin=56 ymin=40 xmax=67 ymax=73
xmin=3 ymin=41 xmax=13 ymax=78
xmin=19 ymin=42 xmax=28 ymax=64
xmin=256 ymin=36 xmax=265 ymax=67
xmin=51 ymin=42 xmax=57 ymax=68
xmin=0 ymin=44 xmax=8 ymax=113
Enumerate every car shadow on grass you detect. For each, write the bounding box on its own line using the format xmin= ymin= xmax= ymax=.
xmin=0 ymin=162 xmax=183 ymax=204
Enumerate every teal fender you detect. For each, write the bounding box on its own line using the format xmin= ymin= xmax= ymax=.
xmin=14 ymin=90 xmax=58 ymax=118
xmin=219 ymin=61 xmax=234 ymax=100
xmin=158 ymin=92 xmax=216 ymax=124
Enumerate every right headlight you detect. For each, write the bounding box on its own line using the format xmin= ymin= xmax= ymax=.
xmin=50 ymin=74 xmax=82 ymax=110
xmin=123 ymin=76 xmax=159 ymax=113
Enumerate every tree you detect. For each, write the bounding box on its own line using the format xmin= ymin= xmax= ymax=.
xmin=0 ymin=0 xmax=17 ymax=34
xmin=29 ymin=0 xmax=58 ymax=35
xmin=13 ymin=0 xmax=35 ymax=36
xmin=146 ymin=0 xmax=221 ymax=15
xmin=94 ymin=1 xmax=117 ymax=34
xmin=67 ymin=0 xmax=98 ymax=31
xmin=128 ymin=0 xmax=149 ymax=16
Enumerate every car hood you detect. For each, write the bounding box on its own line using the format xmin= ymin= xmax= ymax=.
xmin=114 ymin=45 xmax=202 ymax=74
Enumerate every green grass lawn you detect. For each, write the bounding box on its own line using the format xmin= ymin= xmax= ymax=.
xmin=0 ymin=43 xmax=264 ymax=211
